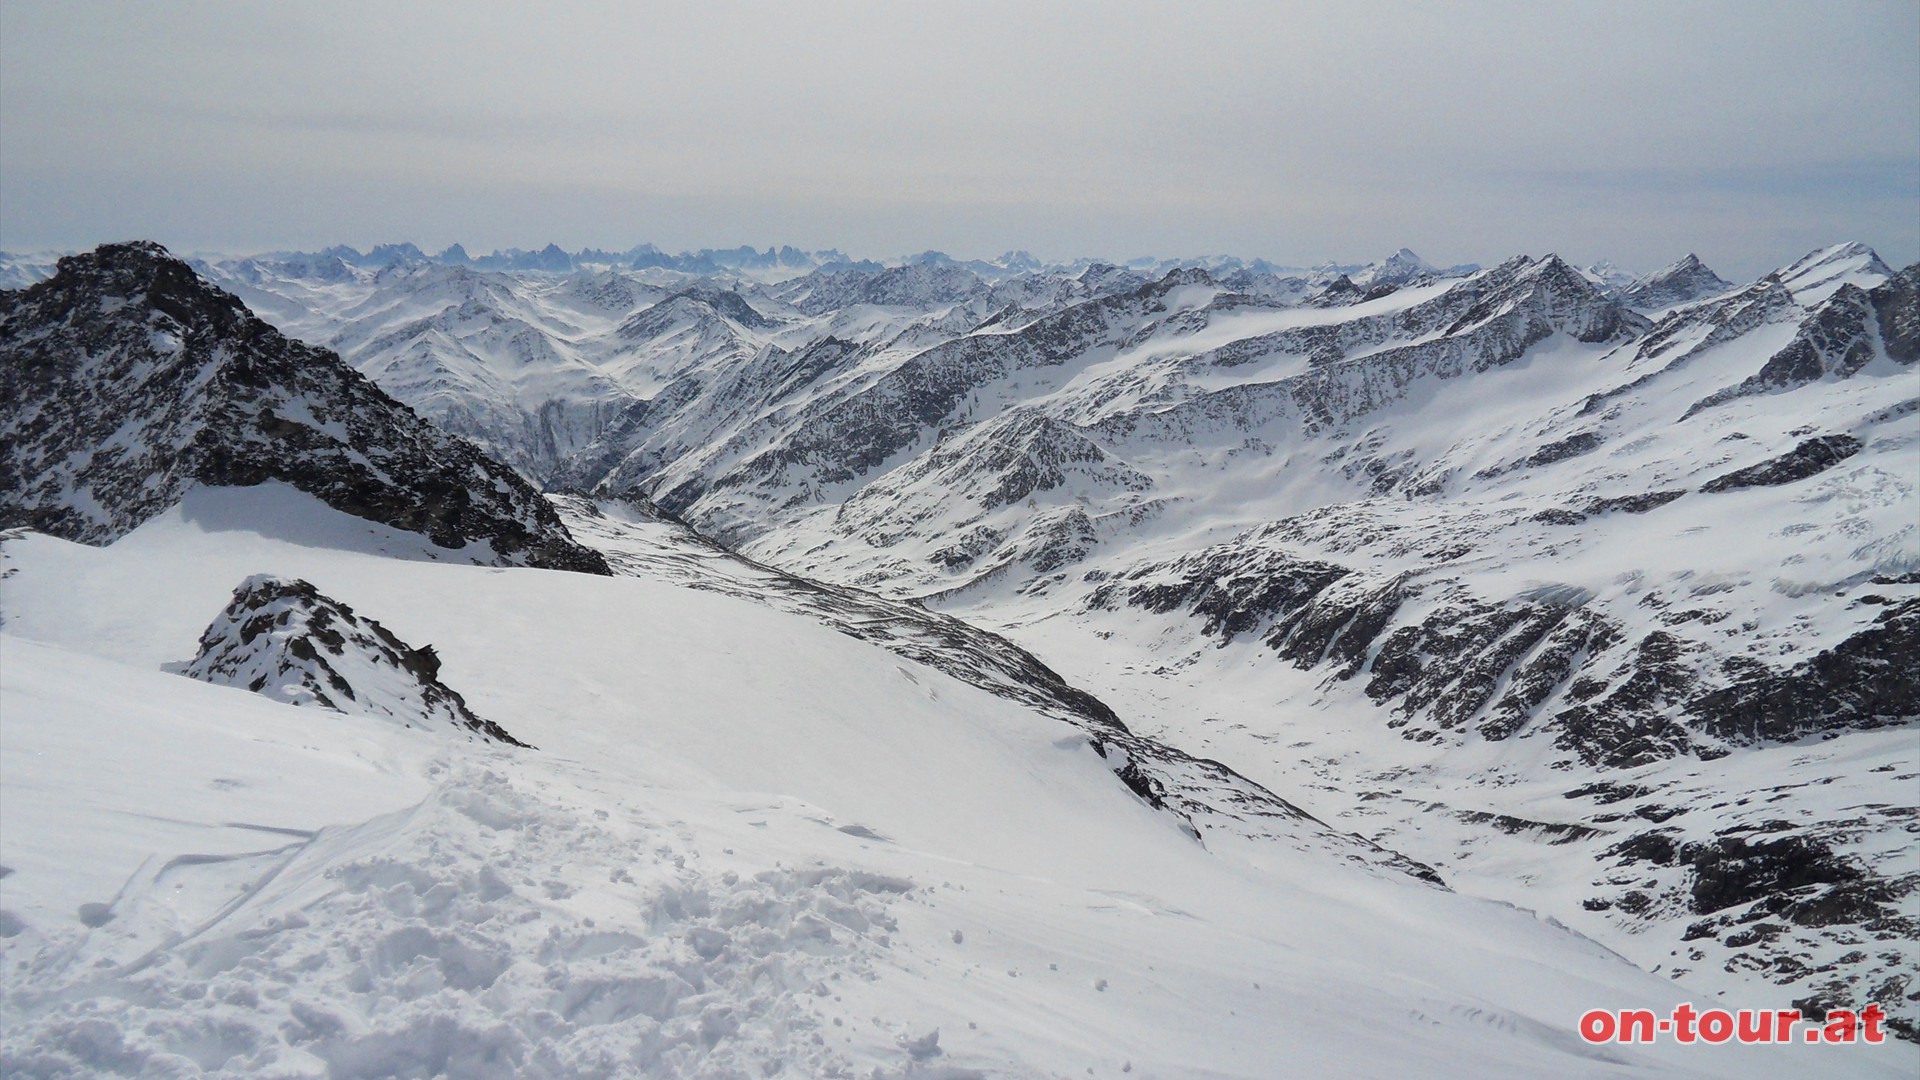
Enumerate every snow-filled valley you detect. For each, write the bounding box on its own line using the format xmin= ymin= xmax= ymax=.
xmin=2 ymin=239 xmax=1916 ymax=1076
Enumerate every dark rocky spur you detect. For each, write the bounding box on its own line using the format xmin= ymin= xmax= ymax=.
xmin=182 ymin=574 xmax=529 ymax=746
xmin=0 ymin=242 xmax=608 ymax=573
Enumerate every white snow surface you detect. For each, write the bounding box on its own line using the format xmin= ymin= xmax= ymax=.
xmin=4 ymin=487 xmax=1909 ymax=1077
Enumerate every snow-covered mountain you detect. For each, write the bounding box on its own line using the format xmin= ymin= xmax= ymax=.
xmin=0 ymin=242 xmax=608 ymax=572
xmin=1620 ymin=254 xmax=1736 ymax=311
xmin=568 ymin=243 xmax=1911 ymax=1034
xmin=7 ymin=482 xmax=1887 ymax=1078
xmin=4 ymin=238 xmax=1916 ymax=1074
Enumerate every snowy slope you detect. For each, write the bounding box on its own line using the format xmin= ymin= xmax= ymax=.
xmin=3 ymin=487 xmax=1909 ymax=1078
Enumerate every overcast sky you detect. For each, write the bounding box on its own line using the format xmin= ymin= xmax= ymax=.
xmin=1 ymin=0 xmax=1914 ymax=278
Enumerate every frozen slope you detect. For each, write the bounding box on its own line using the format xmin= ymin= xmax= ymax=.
xmin=3 ymin=487 xmax=1907 ymax=1077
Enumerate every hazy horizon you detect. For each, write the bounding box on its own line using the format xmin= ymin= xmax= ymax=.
xmin=3 ymin=0 xmax=1915 ymax=281
xmin=1 ymin=236 xmax=1902 ymax=287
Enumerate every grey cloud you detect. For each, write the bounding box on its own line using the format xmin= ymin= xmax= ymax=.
xmin=1 ymin=0 xmax=1914 ymax=279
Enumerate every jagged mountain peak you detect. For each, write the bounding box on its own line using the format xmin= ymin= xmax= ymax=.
xmin=1308 ymin=272 xmax=1365 ymax=306
xmin=1515 ymin=254 xmax=1644 ymax=312
xmin=1415 ymin=252 xmax=1647 ymax=345
xmin=616 ymin=289 xmax=766 ymax=342
xmin=1075 ymin=262 xmax=1146 ymax=294
xmin=1683 ymin=258 xmax=1919 ymax=416
xmin=1146 ymin=265 xmax=1219 ymax=295
xmin=1621 ymin=252 xmax=1734 ymax=310
xmin=1361 ymin=247 xmax=1437 ymax=288
xmin=1792 ymin=239 xmax=1886 ymax=268
xmin=1523 ymin=252 xmax=1582 ymax=280
xmin=667 ymin=285 xmax=775 ymax=330
xmin=181 ymin=574 xmax=529 ymax=746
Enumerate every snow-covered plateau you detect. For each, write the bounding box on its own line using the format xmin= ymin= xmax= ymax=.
xmin=1 ymin=239 xmax=1915 ymax=1077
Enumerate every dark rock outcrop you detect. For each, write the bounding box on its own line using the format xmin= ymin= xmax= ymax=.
xmin=182 ymin=574 xmax=528 ymax=746
xmin=1700 ymin=434 xmax=1863 ymax=493
xmin=1688 ymin=599 xmax=1919 ymax=742
xmin=0 ymin=242 xmax=608 ymax=573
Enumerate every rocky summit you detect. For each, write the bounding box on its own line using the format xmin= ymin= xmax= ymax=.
xmin=0 ymin=242 xmax=607 ymax=573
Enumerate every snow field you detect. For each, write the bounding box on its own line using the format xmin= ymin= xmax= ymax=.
xmin=1 ymin=487 xmax=1912 ymax=1077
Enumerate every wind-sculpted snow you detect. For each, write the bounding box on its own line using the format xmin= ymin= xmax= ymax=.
xmin=1 ymin=764 xmax=911 ymax=1079
xmin=182 ymin=574 xmax=528 ymax=747
xmin=553 ymin=493 xmax=1445 ymax=886
xmin=0 ymin=243 xmax=608 ymax=573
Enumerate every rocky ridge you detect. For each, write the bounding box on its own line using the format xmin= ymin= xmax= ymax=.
xmin=0 ymin=243 xmax=608 ymax=573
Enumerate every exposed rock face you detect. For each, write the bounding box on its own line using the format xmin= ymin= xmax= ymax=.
xmin=182 ymin=574 xmax=528 ymax=746
xmin=0 ymin=242 xmax=608 ymax=573
xmin=1700 ymin=434 xmax=1862 ymax=493
xmin=1688 ymin=598 xmax=1920 ymax=742
xmin=1594 ymin=816 xmax=1918 ymax=1041
xmin=1686 ymin=264 xmax=1919 ymax=416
